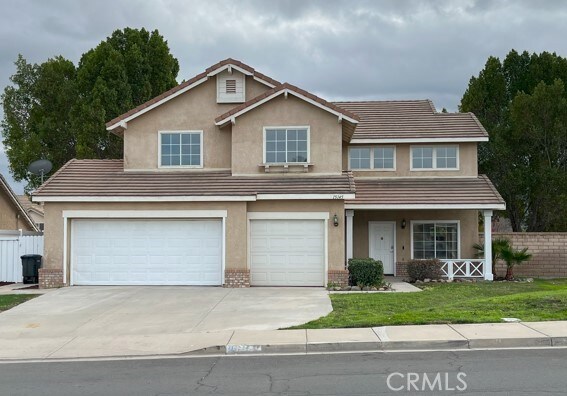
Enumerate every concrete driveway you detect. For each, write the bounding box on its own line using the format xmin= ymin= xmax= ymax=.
xmin=0 ymin=286 xmax=331 ymax=340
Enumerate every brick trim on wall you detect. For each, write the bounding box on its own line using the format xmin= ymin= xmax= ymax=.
xmin=328 ymin=269 xmax=349 ymax=287
xmin=224 ymin=269 xmax=250 ymax=288
xmin=39 ymin=268 xmax=64 ymax=289
xmin=395 ymin=262 xmax=409 ymax=278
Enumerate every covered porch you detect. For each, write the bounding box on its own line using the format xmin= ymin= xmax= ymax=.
xmin=345 ymin=177 xmax=506 ymax=280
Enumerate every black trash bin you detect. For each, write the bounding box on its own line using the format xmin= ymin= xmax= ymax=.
xmin=21 ymin=254 xmax=42 ymax=284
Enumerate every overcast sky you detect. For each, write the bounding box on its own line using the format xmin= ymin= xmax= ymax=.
xmin=2 ymin=0 xmax=567 ymax=193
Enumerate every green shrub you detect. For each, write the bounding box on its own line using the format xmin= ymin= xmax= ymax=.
xmin=406 ymin=259 xmax=443 ymax=282
xmin=348 ymin=258 xmax=384 ymax=287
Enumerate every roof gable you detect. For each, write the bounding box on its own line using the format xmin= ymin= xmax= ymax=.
xmin=105 ymin=58 xmax=280 ymax=132
xmin=0 ymin=174 xmax=38 ymax=231
xmin=214 ymin=83 xmax=359 ymax=135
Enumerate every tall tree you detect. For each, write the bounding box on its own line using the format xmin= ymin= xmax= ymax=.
xmin=508 ymin=80 xmax=567 ymax=231
xmin=1 ymin=28 xmax=179 ymax=189
xmin=72 ymin=27 xmax=179 ymax=159
xmin=460 ymin=51 xmax=567 ymax=231
xmin=1 ymin=55 xmax=77 ymax=189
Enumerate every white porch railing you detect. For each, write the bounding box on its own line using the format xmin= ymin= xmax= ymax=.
xmin=440 ymin=259 xmax=485 ymax=279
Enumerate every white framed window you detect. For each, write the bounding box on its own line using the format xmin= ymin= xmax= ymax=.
xmin=263 ymin=127 xmax=310 ymax=164
xmin=158 ymin=131 xmax=203 ymax=168
xmin=411 ymin=145 xmax=458 ymax=170
xmin=411 ymin=221 xmax=460 ymax=259
xmin=349 ymin=146 xmax=395 ymax=170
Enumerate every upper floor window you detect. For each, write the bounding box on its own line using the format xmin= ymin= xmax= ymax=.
xmin=349 ymin=147 xmax=395 ymax=170
xmin=264 ymin=127 xmax=309 ymax=163
xmin=159 ymin=131 xmax=202 ymax=168
xmin=411 ymin=146 xmax=458 ymax=170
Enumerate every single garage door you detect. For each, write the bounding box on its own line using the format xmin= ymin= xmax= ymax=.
xmin=249 ymin=219 xmax=325 ymax=286
xmin=71 ymin=219 xmax=222 ymax=285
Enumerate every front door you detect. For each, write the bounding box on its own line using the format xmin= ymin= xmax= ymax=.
xmin=369 ymin=222 xmax=395 ymax=274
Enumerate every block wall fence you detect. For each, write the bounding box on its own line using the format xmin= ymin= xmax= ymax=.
xmin=484 ymin=232 xmax=567 ymax=278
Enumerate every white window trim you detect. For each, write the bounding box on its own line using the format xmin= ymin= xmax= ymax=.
xmin=262 ymin=126 xmax=311 ymax=164
xmin=158 ymin=130 xmax=204 ymax=169
xmin=348 ymin=146 xmax=396 ymax=171
xmin=410 ymin=220 xmax=461 ymax=260
xmin=410 ymin=145 xmax=459 ymax=171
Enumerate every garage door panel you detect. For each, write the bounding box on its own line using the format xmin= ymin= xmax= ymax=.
xmin=250 ymin=219 xmax=325 ymax=286
xmin=72 ymin=219 xmax=222 ymax=286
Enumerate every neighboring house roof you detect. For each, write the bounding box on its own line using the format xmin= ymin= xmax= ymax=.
xmin=32 ymin=160 xmax=355 ymax=201
xmin=345 ymin=175 xmax=505 ymax=210
xmin=0 ymin=174 xmax=38 ymax=231
xmin=17 ymin=195 xmax=44 ymax=217
xmin=215 ymin=82 xmax=360 ymax=128
xmin=334 ymin=100 xmax=488 ymax=143
xmin=106 ymin=58 xmax=281 ymax=132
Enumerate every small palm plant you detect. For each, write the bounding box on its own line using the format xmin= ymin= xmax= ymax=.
xmin=500 ymin=246 xmax=532 ymax=280
xmin=473 ymin=238 xmax=511 ymax=277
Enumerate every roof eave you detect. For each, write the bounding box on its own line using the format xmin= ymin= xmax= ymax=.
xmin=345 ymin=203 xmax=506 ymax=210
xmin=350 ymin=137 xmax=489 ymax=144
xmin=215 ymin=87 xmax=359 ymax=126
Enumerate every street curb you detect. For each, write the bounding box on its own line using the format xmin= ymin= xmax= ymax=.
xmin=187 ymin=337 xmax=564 ymax=356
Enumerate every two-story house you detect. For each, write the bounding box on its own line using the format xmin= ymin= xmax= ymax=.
xmin=32 ymin=59 xmax=505 ymax=288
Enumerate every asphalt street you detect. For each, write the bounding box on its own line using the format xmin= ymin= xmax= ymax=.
xmin=1 ymin=348 xmax=566 ymax=395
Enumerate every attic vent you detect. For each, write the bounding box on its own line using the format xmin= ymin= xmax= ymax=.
xmin=217 ymin=70 xmax=245 ymax=103
xmin=226 ymin=79 xmax=236 ymax=94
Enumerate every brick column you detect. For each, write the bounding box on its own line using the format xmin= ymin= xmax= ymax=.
xmin=39 ymin=268 xmax=64 ymax=289
xmin=224 ymin=269 xmax=250 ymax=288
xmin=328 ymin=269 xmax=349 ymax=287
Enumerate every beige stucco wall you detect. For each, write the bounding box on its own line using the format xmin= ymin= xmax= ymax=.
xmin=0 ymin=192 xmax=33 ymax=231
xmin=42 ymin=199 xmax=346 ymax=284
xmin=343 ymin=143 xmax=478 ymax=177
xmin=352 ymin=209 xmax=479 ymax=263
xmin=42 ymin=201 xmax=248 ymax=284
xmin=247 ymin=200 xmax=345 ymax=270
xmin=231 ymin=95 xmax=344 ymax=175
xmin=123 ymin=74 xmax=269 ymax=171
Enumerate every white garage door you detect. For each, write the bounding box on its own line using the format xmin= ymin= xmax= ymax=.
xmin=249 ymin=219 xmax=325 ymax=286
xmin=71 ymin=219 xmax=222 ymax=286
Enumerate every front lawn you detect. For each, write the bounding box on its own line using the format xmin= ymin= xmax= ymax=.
xmin=0 ymin=295 xmax=37 ymax=313
xmin=295 ymin=279 xmax=567 ymax=329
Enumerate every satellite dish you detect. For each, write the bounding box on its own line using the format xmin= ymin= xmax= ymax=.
xmin=28 ymin=159 xmax=53 ymax=184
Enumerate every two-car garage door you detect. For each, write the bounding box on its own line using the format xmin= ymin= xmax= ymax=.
xmin=72 ymin=219 xmax=222 ymax=285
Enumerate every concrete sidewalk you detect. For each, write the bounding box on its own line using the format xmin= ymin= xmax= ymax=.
xmin=1 ymin=321 xmax=566 ymax=361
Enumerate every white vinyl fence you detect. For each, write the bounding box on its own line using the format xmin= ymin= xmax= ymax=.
xmin=0 ymin=233 xmax=44 ymax=282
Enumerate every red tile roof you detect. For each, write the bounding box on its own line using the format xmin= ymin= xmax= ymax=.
xmin=346 ymin=175 xmax=504 ymax=208
xmin=334 ymin=100 xmax=488 ymax=141
xmin=33 ymin=160 xmax=355 ymax=198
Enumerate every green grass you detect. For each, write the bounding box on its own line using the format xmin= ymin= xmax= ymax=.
xmin=0 ymin=295 xmax=37 ymax=313
xmin=294 ymin=279 xmax=567 ymax=329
